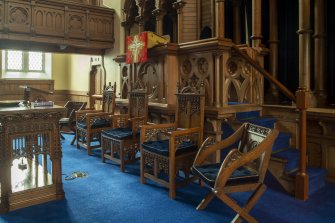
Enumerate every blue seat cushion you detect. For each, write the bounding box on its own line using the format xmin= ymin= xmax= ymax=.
xmin=101 ymin=128 xmax=134 ymax=139
xmin=77 ymin=118 xmax=111 ymax=129
xmin=191 ymin=163 xmax=259 ymax=187
xmin=142 ymin=139 xmax=197 ymax=156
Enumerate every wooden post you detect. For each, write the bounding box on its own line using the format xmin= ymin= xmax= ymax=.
xmin=173 ymin=0 xmax=186 ymax=43
xmin=268 ymin=0 xmax=279 ymax=102
xmin=296 ymin=0 xmax=311 ymax=201
xmin=313 ymin=0 xmax=327 ymax=107
xmin=215 ymin=0 xmax=225 ymax=39
xmin=232 ymin=0 xmax=242 ymax=44
xmin=251 ymin=0 xmax=262 ymax=47
xmin=152 ymin=9 xmax=164 ymax=36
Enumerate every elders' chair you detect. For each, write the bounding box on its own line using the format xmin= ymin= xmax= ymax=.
xmin=59 ymin=101 xmax=87 ymax=144
xmin=76 ymin=82 xmax=116 ymax=155
xmin=101 ymin=88 xmax=148 ymax=172
xmin=191 ymin=123 xmax=278 ymax=223
xmin=140 ymin=84 xmax=205 ymax=199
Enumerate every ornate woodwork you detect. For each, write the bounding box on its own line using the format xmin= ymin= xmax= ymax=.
xmin=0 ymin=0 xmax=115 ymax=54
xmin=0 ymin=105 xmax=65 ymax=213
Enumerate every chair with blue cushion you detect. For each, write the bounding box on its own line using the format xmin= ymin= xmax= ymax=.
xmin=76 ymin=82 xmax=116 ymax=155
xmin=191 ymin=123 xmax=278 ymax=223
xmin=140 ymin=83 xmax=205 ymax=199
xmin=101 ymin=87 xmax=148 ymax=172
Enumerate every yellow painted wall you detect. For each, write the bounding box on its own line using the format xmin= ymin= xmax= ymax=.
xmin=68 ymin=54 xmax=91 ymax=91
xmin=103 ymin=0 xmax=124 ymax=94
xmin=52 ymin=53 xmax=69 ymax=90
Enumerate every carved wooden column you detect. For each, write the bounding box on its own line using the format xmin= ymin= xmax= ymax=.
xmin=313 ymin=0 xmax=327 ymax=107
xmin=152 ymin=9 xmax=165 ymax=36
xmin=135 ymin=0 xmax=145 ymax=32
xmin=251 ymin=0 xmax=262 ymax=47
xmin=215 ymin=0 xmax=225 ymax=38
xmin=173 ymin=0 xmax=186 ymax=43
xmin=296 ymin=0 xmax=311 ymax=201
xmin=232 ymin=0 xmax=242 ymax=44
xmin=268 ymin=0 xmax=279 ymax=102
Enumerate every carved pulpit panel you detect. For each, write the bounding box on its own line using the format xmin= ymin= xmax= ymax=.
xmin=7 ymin=2 xmax=31 ymax=33
xmin=33 ymin=6 xmax=65 ymax=37
xmin=68 ymin=12 xmax=86 ymax=39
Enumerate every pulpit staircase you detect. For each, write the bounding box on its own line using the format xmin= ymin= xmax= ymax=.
xmin=221 ymin=109 xmax=327 ymax=197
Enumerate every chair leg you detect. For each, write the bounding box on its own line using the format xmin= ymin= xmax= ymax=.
xmin=196 ymin=192 xmax=215 ymax=210
xmin=120 ymin=141 xmax=125 ymax=172
xmin=87 ymin=134 xmax=91 ymax=156
xmin=216 ymin=191 xmax=258 ymax=223
xmin=234 ymin=184 xmax=267 ymax=223
xmin=70 ymin=134 xmax=76 ymax=145
xmin=101 ymin=137 xmax=106 ymax=163
xmin=140 ymin=150 xmax=146 ymax=184
xmin=169 ymin=161 xmax=176 ymax=199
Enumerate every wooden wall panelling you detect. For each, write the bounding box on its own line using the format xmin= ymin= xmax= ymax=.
xmin=182 ymin=0 xmax=198 ymax=42
xmin=307 ymin=109 xmax=335 ymax=182
xmin=33 ymin=4 xmax=65 ymax=37
xmin=0 ymin=79 xmax=54 ymax=102
xmin=0 ymin=1 xmax=3 ymax=31
xmin=6 ymin=1 xmax=31 ymax=34
xmin=0 ymin=0 xmax=115 ymax=53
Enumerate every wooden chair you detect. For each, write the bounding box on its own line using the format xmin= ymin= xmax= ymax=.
xmin=76 ymin=82 xmax=116 ymax=155
xmin=140 ymin=83 xmax=205 ymax=199
xmin=191 ymin=123 xmax=279 ymax=223
xmin=101 ymin=88 xmax=148 ymax=172
xmin=59 ymin=101 xmax=87 ymax=145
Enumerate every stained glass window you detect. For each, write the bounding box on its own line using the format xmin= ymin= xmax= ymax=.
xmin=5 ymin=51 xmax=44 ymax=72
xmin=28 ymin=52 xmax=43 ymax=71
xmin=6 ymin=50 xmax=23 ymax=70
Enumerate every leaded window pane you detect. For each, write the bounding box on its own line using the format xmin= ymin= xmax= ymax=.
xmin=7 ymin=50 xmax=23 ymax=70
xmin=28 ymin=52 xmax=43 ymax=71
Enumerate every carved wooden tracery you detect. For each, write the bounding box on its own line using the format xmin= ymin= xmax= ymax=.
xmin=0 ymin=0 xmax=115 ymax=53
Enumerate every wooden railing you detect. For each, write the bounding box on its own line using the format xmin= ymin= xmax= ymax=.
xmin=231 ymin=45 xmax=309 ymax=200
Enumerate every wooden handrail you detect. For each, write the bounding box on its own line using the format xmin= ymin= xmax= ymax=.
xmin=231 ymin=45 xmax=296 ymax=102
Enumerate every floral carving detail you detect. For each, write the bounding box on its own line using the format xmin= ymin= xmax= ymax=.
xmin=9 ymin=7 xmax=28 ymax=25
xmin=182 ymin=59 xmax=192 ymax=75
xmin=197 ymin=58 xmax=209 ymax=75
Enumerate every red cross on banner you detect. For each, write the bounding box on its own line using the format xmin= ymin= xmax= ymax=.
xmin=126 ymin=32 xmax=148 ymax=64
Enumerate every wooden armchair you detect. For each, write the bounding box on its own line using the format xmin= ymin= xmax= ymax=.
xmin=76 ymin=82 xmax=116 ymax=155
xmin=140 ymin=84 xmax=205 ymax=199
xmin=101 ymin=88 xmax=148 ymax=171
xmin=59 ymin=101 xmax=87 ymax=144
xmin=191 ymin=123 xmax=279 ymax=223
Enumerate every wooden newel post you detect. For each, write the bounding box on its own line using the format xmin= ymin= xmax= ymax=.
xmin=295 ymin=88 xmax=309 ymax=200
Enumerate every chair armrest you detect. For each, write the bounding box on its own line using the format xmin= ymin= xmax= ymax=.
xmin=193 ymin=124 xmax=246 ymax=166
xmin=169 ymin=127 xmax=201 ymax=156
xmin=140 ymin=123 xmax=176 ymax=143
xmin=112 ymin=114 xmax=130 ymax=128
xmin=75 ymin=109 xmax=102 ymax=122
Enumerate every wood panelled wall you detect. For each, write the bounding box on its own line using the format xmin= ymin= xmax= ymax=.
xmin=0 ymin=0 xmax=114 ymax=54
xmin=182 ymin=0 xmax=199 ymax=42
xmin=0 ymin=79 xmax=54 ymax=101
xmin=0 ymin=79 xmax=89 ymax=106
xmin=200 ymin=0 xmax=213 ymax=31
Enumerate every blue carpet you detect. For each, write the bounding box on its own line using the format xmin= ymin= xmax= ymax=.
xmin=1 ymin=135 xmax=335 ymax=223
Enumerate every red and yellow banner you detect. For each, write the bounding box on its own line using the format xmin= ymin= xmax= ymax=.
xmin=126 ymin=32 xmax=148 ymax=64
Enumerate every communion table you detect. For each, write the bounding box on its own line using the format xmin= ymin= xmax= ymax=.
xmin=0 ymin=103 xmax=65 ymax=213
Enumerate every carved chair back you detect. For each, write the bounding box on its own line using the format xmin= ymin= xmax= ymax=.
xmin=128 ymin=88 xmax=148 ymax=120
xmin=64 ymin=101 xmax=87 ymax=118
xmin=102 ymin=82 xmax=116 ymax=114
xmin=236 ymin=123 xmax=273 ymax=182
xmin=175 ymin=84 xmax=205 ymax=142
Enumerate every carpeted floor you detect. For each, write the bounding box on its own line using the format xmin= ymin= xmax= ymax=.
xmin=1 ymin=135 xmax=335 ymax=223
